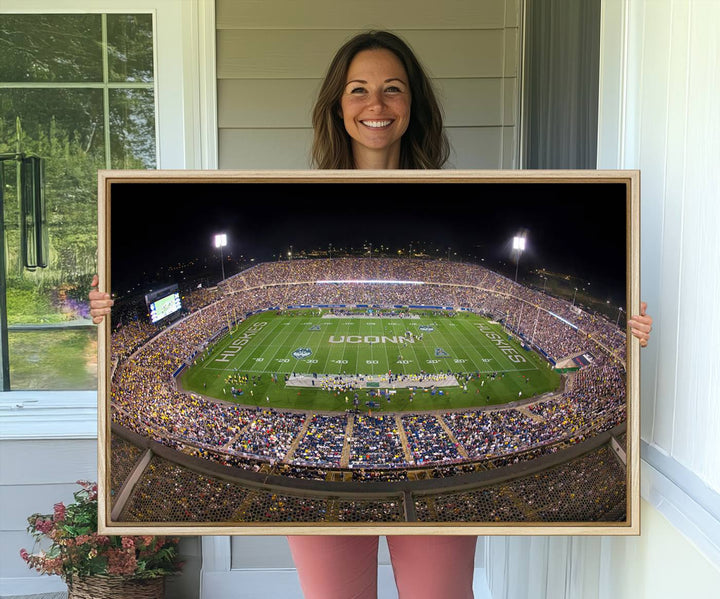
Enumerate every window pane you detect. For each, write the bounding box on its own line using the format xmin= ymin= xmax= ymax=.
xmin=0 ymin=88 xmax=106 ymax=161
xmin=1 ymin=89 xmax=105 ymax=278
xmin=1 ymin=88 xmax=103 ymax=390
xmin=0 ymin=14 xmax=103 ymax=82
xmin=8 ymin=329 xmax=97 ymax=390
xmin=110 ymin=88 xmax=157 ymax=168
xmin=107 ymin=14 xmax=154 ymax=83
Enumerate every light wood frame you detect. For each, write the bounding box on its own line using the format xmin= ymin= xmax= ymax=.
xmin=98 ymin=169 xmax=640 ymax=536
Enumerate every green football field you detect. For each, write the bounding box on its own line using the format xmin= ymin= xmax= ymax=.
xmin=180 ymin=310 xmax=561 ymax=413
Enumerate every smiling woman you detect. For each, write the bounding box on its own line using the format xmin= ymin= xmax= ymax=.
xmin=311 ymin=30 xmax=448 ymax=170
xmin=340 ymin=48 xmax=412 ymax=169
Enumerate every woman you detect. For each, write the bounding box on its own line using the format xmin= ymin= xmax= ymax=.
xmin=90 ymin=30 xmax=653 ymax=599
xmin=311 ymin=30 xmax=448 ymax=170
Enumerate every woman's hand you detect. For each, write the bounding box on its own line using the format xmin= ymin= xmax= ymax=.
xmin=89 ymin=274 xmax=113 ymax=324
xmin=627 ymin=301 xmax=652 ymax=348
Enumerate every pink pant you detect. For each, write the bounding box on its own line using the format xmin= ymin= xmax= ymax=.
xmin=287 ymin=535 xmax=477 ymax=599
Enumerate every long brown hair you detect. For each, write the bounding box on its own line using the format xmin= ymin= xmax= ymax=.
xmin=311 ymin=31 xmax=449 ymax=169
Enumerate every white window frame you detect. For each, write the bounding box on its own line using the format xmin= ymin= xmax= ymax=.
xmin=0 ymin=0 xmax=217 ymax=441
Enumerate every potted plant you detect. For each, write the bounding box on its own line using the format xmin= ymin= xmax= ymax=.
xmin=20 ymin=480 xmax=182 ymax=599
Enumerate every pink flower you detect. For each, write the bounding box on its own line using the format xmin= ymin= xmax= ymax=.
xmin=107 ymin=548 xmax=137 ymax=576
xmin=87 ymin=483 xmax=98 ymax=501
xmin=121 ymin=537 xmax=135 ymax=549
xmin=34 ymin=518 xmax=54 ymax=534
xmin=19 ymin=548 xmax=29 ymax=562
xmin=53 ymin=502 xmax=66 ymax=522
xmin=43 ymin=556 xmax=64 ymax=576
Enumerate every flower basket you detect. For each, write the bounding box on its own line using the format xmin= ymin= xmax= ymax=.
xmin=67 ymin=574 xmax=165 ymax=599
xmin=20 ymin=481 xmax=182 ymax=595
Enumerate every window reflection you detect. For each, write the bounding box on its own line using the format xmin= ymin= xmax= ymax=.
xmin=0 ymin=13 xmax=156 ymax=390
xmin=0 ymin=15 xmax=103 ymax=82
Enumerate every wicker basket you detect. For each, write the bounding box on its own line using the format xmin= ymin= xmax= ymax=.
xmin=67 ymin=575 xmax=165 ymax=599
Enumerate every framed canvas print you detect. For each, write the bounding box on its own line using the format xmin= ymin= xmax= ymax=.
xmin=97 ymin=169 xmax=640 ymax=536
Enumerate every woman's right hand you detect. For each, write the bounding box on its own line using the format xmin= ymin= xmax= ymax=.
xmin=89 ymin=274 xmax=113 ymax=324
xmin=627 ymin=301 xmax=652 ymax=348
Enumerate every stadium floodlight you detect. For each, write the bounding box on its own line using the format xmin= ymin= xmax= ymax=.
xmin=214 ymin=234 xmax=227 ymax=281
xmin=572 ymin=287 xmax=578 ymax=306
xmin=616 ymin=306 xmax=623 ymax=326
xmin=512 ymin=235 xmax=526 ymax=282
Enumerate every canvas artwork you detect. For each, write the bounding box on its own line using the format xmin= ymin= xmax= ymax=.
xmin=98 ymin=170 xmax=640 ymax=535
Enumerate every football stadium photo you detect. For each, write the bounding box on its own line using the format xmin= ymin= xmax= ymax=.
xmin=103 ymin=176 xmax=632 ymax=530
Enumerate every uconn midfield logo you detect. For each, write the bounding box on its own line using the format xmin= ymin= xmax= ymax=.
xmin=292 ymin=348 xmax=313 ymax=359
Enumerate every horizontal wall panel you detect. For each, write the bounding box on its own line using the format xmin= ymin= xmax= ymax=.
xmin=217 ymin=0 xmax=510 ymax=30
xmin=0 ymin=531 xmax=47 ymax=579
xmin=506 ymin=0 xmax=521 ymax=28
xmin=0 ymin=483 xmax=83 ymax=530
xmin=218 ymin=79 xmax=319 ymax=128
xmin=218 ymin=127 xmax=512 ymax=170
xmin=217 ymin=29 xmax=509 ymax=80
xmin=505 ymin=27 xmax=520 ymax=77
xmin=219 ymin=129 xmax=314 ymax=169
xmin=446 ymin=127 xmax=506 ymax=169
xmin=503 ymin=126 xmax=519 ymax=168
xmin=440 ymin=78 xmax=514 ymax=127
xmin=218 ymin=78 xmax=515 ymax=129
xmin=0 ymin=440 xmax=96 ymax=485
xmin=504 ymin=78 xmax=518 ymax=126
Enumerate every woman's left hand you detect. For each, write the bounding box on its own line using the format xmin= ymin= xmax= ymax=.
xmin=627 ymin=301 xmax=652 ymax=348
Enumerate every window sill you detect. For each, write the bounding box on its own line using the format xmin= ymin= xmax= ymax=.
xmin=0 ymin=391 xmax=97 ymax=440
xmin=641 ymin=440 xmax=720 ymax=568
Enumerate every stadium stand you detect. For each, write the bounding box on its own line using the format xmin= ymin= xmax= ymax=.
xmin=108 ymin=258 xmax=628 ymax=523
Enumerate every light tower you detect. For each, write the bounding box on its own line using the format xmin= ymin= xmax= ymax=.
xmin=214 ymin=233 xmax=227 ymax=281
xmin=513 ymin=235 xmax=526 ymax=282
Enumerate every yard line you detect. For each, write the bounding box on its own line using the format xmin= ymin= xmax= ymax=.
xmin=427 ymin=318 xmax=470 ymax=372
xmin=226 ymin=314 xmax=289 ymax=374
xmin=380 ymin=320 xmax=394 ymax=376
xmin=261 ymin=316 xmax=313 ymax=372
xmin=198 ymin=314 xmax=284 ymax=372
xmin=318 ymin=318 xmax=338 ymax=375
xmin=411 ymin=318 xmax=443 ymax=374
xmin=445 ymin=316 xmax=504 ymax=372
xmin=458 ymin=318 xmax=523 ymax=373
xmin=397 ymin=319 xmax=424 ymax=374
xmin=325 ymin=318 xmax=352 ymax=376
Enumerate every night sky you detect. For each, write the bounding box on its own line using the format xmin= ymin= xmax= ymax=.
xmin=109 ymin=180 xmax=628 ymax=305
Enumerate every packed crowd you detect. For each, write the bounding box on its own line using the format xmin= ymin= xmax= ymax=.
xmin=110 ymin=257 xmax=628 ymax=481
xmin=220 ymin=258 xmax=626 ymax=357
xmin=415 ymin=445 xmax=626 ymax=523
xmin=112 ymin=436 xmax=624 ymax=524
